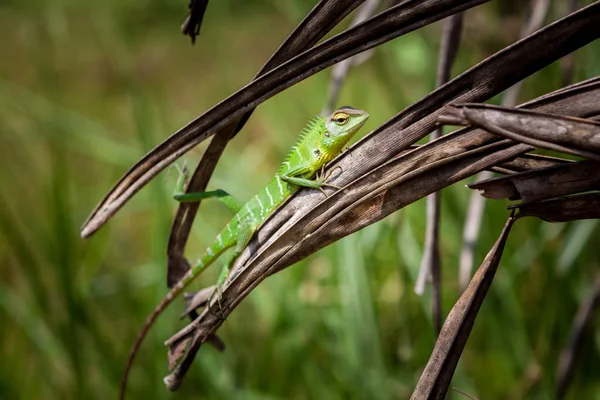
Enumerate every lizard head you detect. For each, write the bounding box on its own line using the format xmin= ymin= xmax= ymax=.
xmin=322 ymin=106 xmax=369 ymax=153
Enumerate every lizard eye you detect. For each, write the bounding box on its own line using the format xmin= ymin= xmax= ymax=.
xmin=332 ymin=112 xmax=349 ymax=125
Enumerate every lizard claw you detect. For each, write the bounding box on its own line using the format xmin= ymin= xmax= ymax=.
xmin=316 ymin=165 xmax=343 ymax=193
xmin=207 ymin=288 xmax=227 ymax=321
xmin=323 ymin=165 xmax=343 ymax=182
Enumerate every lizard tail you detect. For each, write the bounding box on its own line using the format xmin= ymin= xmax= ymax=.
xmin=119 ymin=242 xmax=226 ymax=399
xmin=119 ymin=274 xmax=188 ymax=400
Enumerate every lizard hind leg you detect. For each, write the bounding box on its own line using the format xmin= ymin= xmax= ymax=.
xmin=211 ymin=220 xmax=256 ymax=315
xmin=174 ymin=189 xmax=244 ymax=214
xmin=172 ymin=162 xmax=243 ymax=213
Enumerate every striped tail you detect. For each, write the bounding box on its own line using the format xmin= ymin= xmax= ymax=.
xmin=119 ymin=242 xmax=229 ymax=399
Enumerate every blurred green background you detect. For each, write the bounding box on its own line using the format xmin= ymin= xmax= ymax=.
xmin=1 ymin=0 xmax=599 ymax=399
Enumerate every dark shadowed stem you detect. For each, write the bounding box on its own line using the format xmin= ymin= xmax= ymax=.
xmin=416 ymin=12 xmax=463 ymax=333
xmin=323 ymin=0 xmax=381 ymax=115
xmin=453 ymin=387 xmax=478 ymax=400
xmin=561 ymin=0 xmax=581 ymax=87
xmin=556 ymin=271 xmax=600 ymax=399
xmin=459 ymin=0 xmax=550 ymax=291
xmin=181 ymin=0 xmax=209 ymax=44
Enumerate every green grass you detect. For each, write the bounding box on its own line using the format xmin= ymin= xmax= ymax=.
xmin=1 ymin=1 xmax=599 ymax=399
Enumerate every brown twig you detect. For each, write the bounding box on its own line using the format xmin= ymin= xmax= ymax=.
xmin=453 ymin=387 xmax=479 ymax=400
xmin=181 ymin=0 xmax=209 ymax=44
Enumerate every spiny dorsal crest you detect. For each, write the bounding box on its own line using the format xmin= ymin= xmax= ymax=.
xmin=280 ymin=115 xmax=325 ymax=166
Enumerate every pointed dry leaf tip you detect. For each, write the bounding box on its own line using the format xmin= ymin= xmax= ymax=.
xmin=163 ymin=374 xmax=180 ymax=391
xmin=412 ymin=215 xmax=515 ymax=399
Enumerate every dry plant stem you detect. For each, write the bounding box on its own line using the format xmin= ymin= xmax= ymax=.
xmin=418 ymin=11 xmax=463 ymax=334
xmin=163 ymin=8 xmax=600 ymax=385
xmin=169 ymin=79 xmax=600 ymax=387
xmin=495 ymin=153 xmax=573 ymax=172
xmin=167 ymin=120 xmax=579 ymax=384
xmin=452 ymin=387 xmax=478 ymax=400
xmin=167 ymin=0 xmax=366 ymax=286
xmin=80 ymin=0 xmax=492 ymax=238
xmin=514 ymin=193 xmax=600 ymax=222
xmin=411 ymin=214 xmax=516 ymax=400
xmin=468 ymin=160 xmax=600 ymax=203
xmin=180 ymin=159 xmax=575 ymax=314
xmin=459 ymin=0 xmax=550 ymax=290
xmin=181 ymin=0 xmax=209 ymax=44
xmin=323 ymin=0 xmax=381 ymax=115
xmin=441 ymin=104 xmax=600 ymax=161
xmin=556 ymin=272 xmax=600 ymax=399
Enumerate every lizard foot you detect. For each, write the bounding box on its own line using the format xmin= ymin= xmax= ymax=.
xmin=316 ymin=165 xmax=342 ymax=196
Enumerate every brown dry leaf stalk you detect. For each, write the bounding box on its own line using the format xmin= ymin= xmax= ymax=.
xmin=468 ymin=160 xmax=600 ymax=204
xmin=161 ymin=5 xmax=600 ymax=387
xmin=166 ymin=2 xmax=370 ymax=354
xmin=167 ymin=77 xmax=600 ymax=387
xmin=181 ymin=0 xmax=209 ymax=44
xmin=411 ymin=214 xmax=516 ymax=399
xmin=164 ymin=139 xmax=530 ymax=390
xmin=439 ymin=104 xmax=600 ymax=161
xmin=514 ymin=193 xmax=600 ymax=223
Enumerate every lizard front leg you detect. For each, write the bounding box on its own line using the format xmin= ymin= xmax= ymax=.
xmin=280 ymin=162 xmax=341 ymax=194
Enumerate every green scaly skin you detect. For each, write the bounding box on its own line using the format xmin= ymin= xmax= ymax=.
xmin=120 ymin=106 xmax=369 ymax=399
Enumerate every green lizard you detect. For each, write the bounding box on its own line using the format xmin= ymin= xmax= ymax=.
xmin=120 ymin=106 xmax=369 ymax=398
